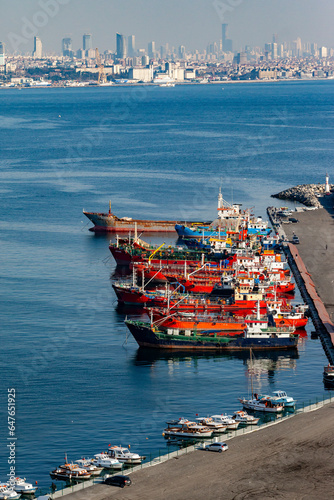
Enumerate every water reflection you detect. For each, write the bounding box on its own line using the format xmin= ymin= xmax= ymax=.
xmin=133 ymin=347 xmax=298 ymax=371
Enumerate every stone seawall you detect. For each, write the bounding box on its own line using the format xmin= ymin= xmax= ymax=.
xmin=271 ymin=183 xmax=333 ymax=207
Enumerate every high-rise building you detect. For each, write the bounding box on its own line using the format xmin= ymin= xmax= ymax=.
xmin=311 ymin=43 xmax=318 ymax=56
xmin=116 ymin=33 xmax=127 ymax=59
xmin=148 ymin=41 xmax=156 ymax=59
xmin=222 ymin=23 xmax=233 ymax=52
xmin=32 ymin=37 xmax=42 ymax=58
xmin=178 ymin=45 xmax=186 ymax=59
xmin=320 ymin=46 xmax=328 ymax=58
xmin=83 ymin=34 xmax=92 ymax=52
xmin=0 ymin=42 xmax=5 ymax=72
xmin=271 ymin=42 xmax=278 ymax=60
xmin=272 ymin=33 xmax=278 ymax=44
xmin=62 ymin=38 xmax=72 ymax=57
xmin=128 ymin=35 xmax=135 ymax=57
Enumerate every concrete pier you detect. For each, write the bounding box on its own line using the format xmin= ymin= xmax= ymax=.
xmin=267 ymin=197 xmax=334 ymax=363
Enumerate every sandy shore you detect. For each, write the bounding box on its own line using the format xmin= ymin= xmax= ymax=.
xmin=62 ymin=402 xmax=334 ymax=500
xmin=284 ymin=195 xmax=334 ymax=321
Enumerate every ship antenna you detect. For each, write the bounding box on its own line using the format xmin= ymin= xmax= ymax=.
xmin=109 ymin=200 xmax=111 ymax=215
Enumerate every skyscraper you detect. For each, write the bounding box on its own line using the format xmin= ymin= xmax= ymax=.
xmin=116 ymin=33 xmax=127 ymax=59
xmin=83 ymin=34 xmax=92 ymax=52
xmin=62 ymin=38 xmax=72 ymax=57
xmin=222 ymin=23 xmax=233 ymax=52
xmin=178 ymin=45 xmax=186 ymax=59
xmin=148 ymin=41 xmax=155 ymax=59
xmin=32 ymin=37 xmax=42 ymax=58
xmin=128 ymin=35 xmax=135 ymax=57
xmin=0 ymin=42 xmax=5 ymax=72
xmin=271 ymin=43 xmax=278 ymax=60
xmin=272 ymin=33 xmax=278 ymax=44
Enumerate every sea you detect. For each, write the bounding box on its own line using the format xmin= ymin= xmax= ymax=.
xmin=1 ymin=80 xmax=334 ymax=493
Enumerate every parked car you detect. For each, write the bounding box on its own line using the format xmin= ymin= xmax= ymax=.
xmin=104 ymin=475 xmax=132 ymax=488
xmin=292 ymin=235 xmax=300 ymax=244
xmin=205 ymin=442 xmax=228 ymax=453
xmin=289 ymin=217 xmax=299 ymax=223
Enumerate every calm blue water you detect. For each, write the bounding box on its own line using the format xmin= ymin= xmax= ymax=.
xmin=1 ymin=81 xmax=334 ymax=491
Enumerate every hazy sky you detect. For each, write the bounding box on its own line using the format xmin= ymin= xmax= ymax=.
xmin=1 ymin=0 xmax=334 ymax=54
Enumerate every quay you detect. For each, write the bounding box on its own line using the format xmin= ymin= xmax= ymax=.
xmin=46 ymin=399 xmax=334 ymax=500
xmin=268 ymin=195 xmax=334 ymax=363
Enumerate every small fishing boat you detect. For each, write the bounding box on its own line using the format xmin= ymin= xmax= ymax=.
xmin=50 ymin=463 xmax=92 ymax=481
xmin=232 ymin=410 xmax=259 ymax=425
xmin=107 ymin=446 xmax=145 ymax=465
xmin=239 ymin=394 xmax=284 ymax=413
xmin=210 ymin=414 xmax=240 ymax=430
xmin=9 ymin=477 xmax=37 ymax=495
xmin=75 ymin=459 xmax=103 ymax=476
xmin=91 ymin=453 xmax=123 ymax=470
xmin=0 ymin=485 xmax=21 ymax=500
xmin=163 ymin=418 xmax=213 ymax=438
xmin=270 ymin=390 xmax=296 ymax=408
xmin=323 ymin=365 xmax=334 ymax=386
xmin=195 ymin=417 xmax=227 ymax=433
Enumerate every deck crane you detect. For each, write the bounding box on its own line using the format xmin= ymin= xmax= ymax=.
xmin=95 ymin=48 xmax=107 ymax=84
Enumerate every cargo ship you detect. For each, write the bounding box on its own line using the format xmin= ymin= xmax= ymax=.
xmin=124 ymin=319 xmax=298 ymax=350
xmin=83 ymin=201 xmax=206 ymax=232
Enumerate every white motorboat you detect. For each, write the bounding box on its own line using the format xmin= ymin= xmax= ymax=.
xmin=210 ymin=414 xmax=240 ymax=430
xmin=195 ymin=417 xmax=227 ymax=433
xmin=0 ymin=485 xmax=21 ymax=499
xmin=270 ymin=390 xmax=296 ymax=408
xmin=163 ymin=419 xmax=213 ymax=438
xmin=91 ymin=453 xmax=123 ymax=470
xmin=107 ymin=446 xmax=146 ymax=465
xmin=75 ymin=459 xmax=103 ymax=476
xmin=232 ymin=410 xmax=259 ymax=425
xmin=8 ymin=477 xmax=37 ymax=495
xmin=239 ymin=395 xmax=284 ymax=413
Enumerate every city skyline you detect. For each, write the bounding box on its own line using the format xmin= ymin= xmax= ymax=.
xmin=1 ymin=0 xmax=334 ymax=55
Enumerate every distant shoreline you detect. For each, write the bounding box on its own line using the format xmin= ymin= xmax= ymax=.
xmin=1 ymin=77 xmax=333 ymax=91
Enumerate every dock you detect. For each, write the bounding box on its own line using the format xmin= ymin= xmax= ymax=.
xmin=267 ymin=201 xmax=334 ymax=363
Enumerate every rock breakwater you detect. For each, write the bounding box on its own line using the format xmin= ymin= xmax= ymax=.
xmin=272 ymin=184 xmax=333 ymax=207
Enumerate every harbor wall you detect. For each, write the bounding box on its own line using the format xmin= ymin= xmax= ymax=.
xmin=284 ymin=243 xmax=334 ymax=363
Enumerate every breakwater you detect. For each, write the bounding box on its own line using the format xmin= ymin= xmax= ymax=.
xmin=272 ymin=183 xmax=333 ymax=207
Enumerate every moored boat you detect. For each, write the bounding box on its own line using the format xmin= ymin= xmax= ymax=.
xmin=107 ymin=446 xmax=145 ymax=465
xmin=50 ymin=463 xmax=92 ymax=481
xmin=239 ymin=394 xmax=284 ymax=413
xmin=163 ymin=419 xmax=213 ymax=438
xmin=210 ymin=414 xmax=239 ymax=430
xmin=195 ymin=417 xmax=227 ymax=433
xmin=83 ymin=202 xmax=206 ymax=233
xmin=9 ymin=477 xmax=37 ymax=495
xmin=232 ymin=410 xmax=260 ymax=425
xmin=0 ymin=486 xmax=21 ymax=500
xmin=323 ymin=365 xmax=334 ymax=386
xmin=269 ymin=390 xmax=296 ymax=407
xmin=124 ymin=319 xmax=298 ymax=350
xmin=91 ymin=453 xmax=123 ymax=470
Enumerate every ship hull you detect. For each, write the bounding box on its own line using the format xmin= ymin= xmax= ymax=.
xmin=83 ymin=212 xmax=207 ymax=233
xmin=125 ymin=322 xmax=298 ymax=350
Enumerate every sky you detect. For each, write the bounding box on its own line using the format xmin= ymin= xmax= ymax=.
xmin=1 ymin=0 xmax=334 ymax=55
